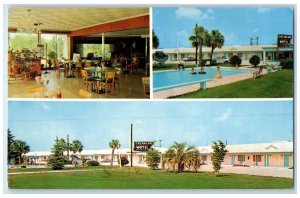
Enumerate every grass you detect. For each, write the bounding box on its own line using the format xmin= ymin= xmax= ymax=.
xmin=153 ymin=63 xmax=196 ymax=71
xmin=8 ymin=166 xmax=293 ymax=189
xmin=176 ymin=69 xmax=293 ymax=98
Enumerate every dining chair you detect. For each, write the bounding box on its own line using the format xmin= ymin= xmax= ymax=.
xmin=114 ymin=67 xmax=122 ymax=88
xmin=79 ymin=89 xmax=92 ymax=98
xmin=142 ymin=77 xmax=150 ymax=99
xmin=101 ymin=71 xmax=115 ymax=95
xmin=81 ymin=70 xmax=96 ymax=91
xmin=73 ymin=62 xmax=82 ymax=78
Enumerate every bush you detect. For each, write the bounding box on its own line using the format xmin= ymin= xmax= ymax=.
xmin=146 ymin=149 xmax=161 ymax=170
xmin=201 ymin=59 xmax=217 ymax=66
xmin=230 ymin=55 xmax=242 ymax=67
xmin=48 ymin=155 xmax=65 ymax=170
xmin=249 ymin=55 xmax=260 ymax=67
xmin=121 ymin=156 xmax=129 ymax=166
xmin=280 ymin=58 xmax=293 ymax=69
xmin=87 ymin=160 xmax=99 ymax=166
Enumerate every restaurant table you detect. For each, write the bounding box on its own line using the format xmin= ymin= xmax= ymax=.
xmin=62 ymin=60 xmax=75 ymax=78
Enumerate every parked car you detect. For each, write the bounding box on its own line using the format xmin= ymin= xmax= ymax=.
xmin=216 ymin=56 xmax=230 ymax=64
xmin=183 ymin=56 xmax=196 ymax=62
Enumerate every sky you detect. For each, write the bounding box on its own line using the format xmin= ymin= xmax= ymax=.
xmin=153 ymin=7 xmax=294 ymax=48
xmin=8 ymin=100 xmax=293 ymax=151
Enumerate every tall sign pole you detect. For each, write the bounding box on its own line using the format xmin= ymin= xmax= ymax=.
xmin=130 ymin=123 xmax=133 ymax=167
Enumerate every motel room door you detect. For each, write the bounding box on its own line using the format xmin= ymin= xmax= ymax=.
xmin=284 ymin=154 xmax=289 ymax=167
xmin=231 ymin=154 xmax=235 ymax=165
xmin=264 ymin=154 xmax=270 ymax=167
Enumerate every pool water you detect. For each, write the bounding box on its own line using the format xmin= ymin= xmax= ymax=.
xmin=153 ymin=67 xmax=252 ymax=92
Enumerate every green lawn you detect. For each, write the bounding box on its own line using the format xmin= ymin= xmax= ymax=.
xmin=8 ymin=166 xmax=293 ymax=189
xmin=153 ymin=63 xmax=195 ymax=71
xmin=176 ymin=69 xmax=294 ymax=98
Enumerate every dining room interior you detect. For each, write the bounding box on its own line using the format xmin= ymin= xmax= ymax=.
xmin=7 ymin=7 xmax=150 ymax=99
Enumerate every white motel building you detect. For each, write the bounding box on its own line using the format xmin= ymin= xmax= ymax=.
xmin=25 ymin=141 xmax=293 ymax=168
xmin=153 ymin=44 xmax=293 ymax=65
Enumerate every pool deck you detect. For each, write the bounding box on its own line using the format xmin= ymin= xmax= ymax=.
xmin=153 ymin=68 xmax=268 ymax=99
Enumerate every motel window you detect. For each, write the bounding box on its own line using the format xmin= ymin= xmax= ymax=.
xmin=238 ymin=155 xmax=245 ymax=162
xmin=253 ymin=155 xmax=262 ymax=162
xmin=95 ymin=156 xmax=98 ymax=161
xmin=238 ymin=53 xmax=243 ymax=59
xmin=181 ymin=54 xmax=185 ymax=59
xmin=201 ymin=155 xmax=207 ymax=161
xmin=174 ymin=54 xmax=177 ymax=59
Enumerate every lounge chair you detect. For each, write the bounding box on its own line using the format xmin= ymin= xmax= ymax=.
xmin=253 ymin=66 xmax=264 ymax=79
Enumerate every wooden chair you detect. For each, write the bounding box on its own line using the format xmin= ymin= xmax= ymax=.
xmin=81 ymin=70 xmax=96 ymax=91
xmin=101 ymin=71 xmax=115 ymax=95
xmin=73 ymin=62 xmax=82 ymax=78
xmin=126 ymin=58 xmax=139 ymax=73
xmin=253 ymin=66 xmax=264 ymax=79
xmin=79 ymin=89 xmax=92 ymax=98
xmin=142 ymin=77 xmax=150 ymax=99
xmin=114 ymin=67 xmax=122 ymax=88
xmin=85 ymin=61 xmax=92 ymax=67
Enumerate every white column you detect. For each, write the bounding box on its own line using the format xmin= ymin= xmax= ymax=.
xmin=102 ymin=33 xmax=105 ymax=60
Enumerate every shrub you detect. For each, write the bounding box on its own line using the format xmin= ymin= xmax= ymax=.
xmin=201 ymin=59 xmax=217 ymax=66
xmin=121 ymin=156 xmax=129 ymax=166
xmin=146 ymin=149 xmax=161 ymax=170
xmin=249 ymin=55 xmax=260 ymax=67
xmin=48 ymin=155 xmax=65 ymax=170
xmin=230 ymin=55 xmax=242 ymax=67
xmin=87 ymin=160 xmax=99 ymax=166
xmin=280 ymin=58 xmax=293 ymax=69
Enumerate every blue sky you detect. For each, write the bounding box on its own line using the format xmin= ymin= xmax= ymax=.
xmin=8 ymin=101 xmax=293 ymax=151
xmin=153 ymin=7 xmax=294 ymax=48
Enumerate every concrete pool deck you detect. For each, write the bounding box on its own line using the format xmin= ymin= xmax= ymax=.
xmin=153 ymin=68 xmax=268 ymax=99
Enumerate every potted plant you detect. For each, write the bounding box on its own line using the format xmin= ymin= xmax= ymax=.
xmin=48 ymin=51 xmax=57 ymax=68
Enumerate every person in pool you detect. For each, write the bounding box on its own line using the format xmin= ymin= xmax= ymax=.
xmin=190 ymin=67 xmax=196 ymax=74
xmin=214 ymin=66 xmax=222 ymax=78
xmin=198 ymin=65 xmax=206 ymax=74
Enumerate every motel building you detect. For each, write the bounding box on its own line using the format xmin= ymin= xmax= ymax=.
xmin=153 ymin=42 xmax=293 ymax=66
xmin=24 ymin=141 xmax=293 ymax=169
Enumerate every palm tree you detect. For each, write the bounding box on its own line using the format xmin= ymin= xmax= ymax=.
xmin=184 ymin=149 xmax=201 ymax=172
xmin=163 ymin=148 xmax=176 ymax=172
xmin=70 ymin=140 xmax=83 ymax=154
xmin=109 ymin=139 xmax=120 ymax=166
xmin=10 ymin=140 xmax=30 ymax=165
xmin=189 ymin=24 xmax=209 ymax=67
xmin=207 ymin=29 xmax=224 ymax=63
xmin=164 ymin=142 xmax=198 ymax=172
xmin=152 ymin=30 xmax=159 ymax=49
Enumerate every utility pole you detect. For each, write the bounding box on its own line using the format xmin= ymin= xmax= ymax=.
xmin=130 ymin=123 xmax=133 ymax=167
xmin=67 ymin=134 xmax=70 ymax=160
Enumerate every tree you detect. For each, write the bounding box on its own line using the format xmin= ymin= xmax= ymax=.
xmin=189 ymin=24 xmax=209 ymax=67
xmin=146 ymin=148 xmax=160 ymax=170
xmin=164 ymin=142 xmax=198 ymax=172
xmin=70 ymin=140 xmax=83 ymax=154
xmin=10 ymin=140 xmax=30 ymax=165
xmin=109 ymin=139 xmax=120 ymax=166
xmin=207 ymin=29 xmax=224 ymax=63
xmin=249 ymin=55 xmax=261 ymax=67
xmin=211 ymin=140 xmax=228 ymax=176
xmin=48 ymin=137 xmax=66 ymax=170
xmin=7 ymin=128 xmax=17 ymax=164
xmin=230 ymin=55 xmax=242 ymax=68
xmin=120 ymin=156 xmax=129 ymax=166
xmin=184 ymin=149 xmax=201 ymax=172
xmin=152 ymin=30 xmax=159 ymax=49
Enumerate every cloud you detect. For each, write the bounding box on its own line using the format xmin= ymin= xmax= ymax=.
xmin=216 ymin=108 xmax=233 ymax=122
xmin=257 ymin=8 xmax=271 ymax=13
xmin=175 ymin=7 xmax=214 ymax=20
xmin=253 ymin=28 xmax=259 ymax=33
xmin=40 ymin=103 xmax=51 ymax=111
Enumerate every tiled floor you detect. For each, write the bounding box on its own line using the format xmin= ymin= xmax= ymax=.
xmin=8 ymin=69 xmax=148 ymax=99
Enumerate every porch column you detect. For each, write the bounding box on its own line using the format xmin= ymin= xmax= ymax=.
xmin=102 ymin=33 xmax=105 ymax=60
xmin=263 ymin=51 xmax=266 ymax=62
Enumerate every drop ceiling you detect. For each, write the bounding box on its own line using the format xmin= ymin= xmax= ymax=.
xmin=8 ymin=7 xmax=149 ymax=33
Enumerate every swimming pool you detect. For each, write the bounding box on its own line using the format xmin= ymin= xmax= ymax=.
xmin=153 ymin=67 xmax=252 ymax=92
